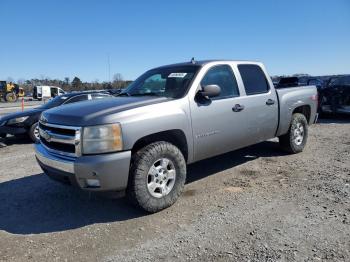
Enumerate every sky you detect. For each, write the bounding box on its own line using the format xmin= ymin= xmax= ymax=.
xmin=0 ymin=0 xmax=349 ymax=82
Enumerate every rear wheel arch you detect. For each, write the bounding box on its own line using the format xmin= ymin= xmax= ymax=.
xmin=292 ymin=105 xmax=311 ymax=123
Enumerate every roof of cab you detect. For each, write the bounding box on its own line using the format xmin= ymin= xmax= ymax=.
xmin=154 ymin=59 xmax=261 ymax=69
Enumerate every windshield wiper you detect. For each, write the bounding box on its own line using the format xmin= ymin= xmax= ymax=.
xmin=116 ymin=92 xmax=130 ymax=97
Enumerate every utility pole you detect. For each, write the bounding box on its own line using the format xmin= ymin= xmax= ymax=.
xmin=107 ymin=53 xmax=111 ymax=83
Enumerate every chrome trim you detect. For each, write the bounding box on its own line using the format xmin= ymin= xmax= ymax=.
xmin=41 ymin=142 xmax=77 ymax=159
xmin=39 ymin=121 xmax=81 ymax=131
xmin=35 ymin=143 xmax=74 ymax=173
xmin=75 ymin=129 xmax=82 ymax=157
xmin=39 ymin=129 xmax=76 ymax=144
xmin=39 ymin=121 xmax=82 ymax=157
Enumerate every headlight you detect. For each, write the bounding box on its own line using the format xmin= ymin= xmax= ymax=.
xmin=82 ymin=123 xmax=123 ymax=154
xmin=7 ymin=116 xmax=29 ymax=125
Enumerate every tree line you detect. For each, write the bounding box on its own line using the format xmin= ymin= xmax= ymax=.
xmin=11 ymin=73 xmax=132 ymax=93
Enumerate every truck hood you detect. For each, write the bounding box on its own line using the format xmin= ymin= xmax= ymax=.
xmin=41 ymin=96 xmax=170 ymax=126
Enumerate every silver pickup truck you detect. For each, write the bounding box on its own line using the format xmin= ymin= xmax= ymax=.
xmin=35 ymin=60 xmax=318 ymax=212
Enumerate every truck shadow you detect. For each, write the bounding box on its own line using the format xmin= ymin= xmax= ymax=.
xmin=186 ymin=140 xmax=285 ymax=183
xmin=0 ymin=141 xmax=285 ymax=235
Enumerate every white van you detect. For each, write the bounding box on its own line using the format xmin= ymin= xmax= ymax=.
xmin=33 ymin=86 xmax=66 ymax=100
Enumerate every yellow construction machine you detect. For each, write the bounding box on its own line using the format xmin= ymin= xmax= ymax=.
xmin=0 ymin=81 xmax=25 ymax=102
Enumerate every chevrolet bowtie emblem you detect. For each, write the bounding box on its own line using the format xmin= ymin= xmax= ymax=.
xmin=40 ymin=129 xmax=51 ymax=142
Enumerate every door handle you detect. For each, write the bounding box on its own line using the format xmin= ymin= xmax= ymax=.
xmin=266 ymin=99 xmax=275 ymax=105
xmin=232 ymin=104 xmax=245 ymax=112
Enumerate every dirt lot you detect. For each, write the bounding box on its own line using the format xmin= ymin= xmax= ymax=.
xmin=0 ymin=117 xmax=349 ymax=262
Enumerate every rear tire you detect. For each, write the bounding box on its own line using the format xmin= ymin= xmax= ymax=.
xmin=127 ymin=141 xmax=187 ymax=213
xmin=28 ymin=122 xmax=40 ymax=143
xmin=279 ymin=113 xmax=308 ymax=154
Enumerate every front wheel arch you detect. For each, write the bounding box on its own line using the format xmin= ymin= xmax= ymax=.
xmin=131 ymin=130 xmax=189 ymax=162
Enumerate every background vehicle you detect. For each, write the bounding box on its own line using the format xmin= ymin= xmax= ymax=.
xmin=33 ymin=86 xmax=65 ymax=100
xmin=0 ymin=81 xmax=25 ymax=102
xmin=35 ymin=60 xmax=318 ymax=212
xmin=317 ymin=76 xmax=350 ymax=115
xmin=276 ymin=77 xmax=300 ymax=88
xmin=0 ymin=91 xmax=113 ymax=142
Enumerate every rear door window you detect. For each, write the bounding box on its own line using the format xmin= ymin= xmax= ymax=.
xmin=238 ymin=64 xmax=269 ymax=95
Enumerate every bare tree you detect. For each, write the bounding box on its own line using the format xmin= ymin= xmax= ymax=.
xmin=17 ymin=78 xmax=25 ymax=85
xmin=113 ymin=73 xmax=124 ymax=89
xmin=6 ymin=77 xmax=14 ymax=83
xmin=113 ymin=73 xmax=123 ymax=82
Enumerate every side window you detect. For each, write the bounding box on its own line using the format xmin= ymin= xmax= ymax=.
xmin=238 ymin=64 xmax=269 ymax=95
xmin=64 ymin=94 xmax=88 ymax=104
xmin=201 ymin=65 xmax=239 ymax=99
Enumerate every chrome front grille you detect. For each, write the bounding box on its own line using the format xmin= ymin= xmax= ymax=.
xmin=39 ymin=121 xmax=82 ymax=158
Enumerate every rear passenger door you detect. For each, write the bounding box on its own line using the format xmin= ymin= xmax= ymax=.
xmin=190 ymin=64 xmax=253 ymax=161
xmin=237 ymin=64 xmax=279 ymax=143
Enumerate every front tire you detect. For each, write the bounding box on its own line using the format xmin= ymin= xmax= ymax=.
xmin=5 ymin=92 xmax=18 ymax=102
xmin=279 ymin=113 xmax=308 ymax=154
xmin=127 ymin=141 xmax=187 ymax=213
xmin=28 ymin=122 xmax=40 ymax=143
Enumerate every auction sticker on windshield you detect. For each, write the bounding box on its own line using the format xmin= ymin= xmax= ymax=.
xmin=168 ymin=73 xmax=187 ymax=78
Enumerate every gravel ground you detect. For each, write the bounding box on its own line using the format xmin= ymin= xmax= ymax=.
xmin=0 ymin=116 xmax=349 ymax=262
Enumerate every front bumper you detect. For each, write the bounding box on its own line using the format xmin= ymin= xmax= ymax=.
xmin=35 ymin=143 xmax=131 ymax=191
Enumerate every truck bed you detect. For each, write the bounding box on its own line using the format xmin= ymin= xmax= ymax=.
xmin=276 ymin=85 xmax=318 ymax=137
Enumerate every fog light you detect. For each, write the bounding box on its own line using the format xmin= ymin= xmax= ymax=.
xmin=86 ymin=179 xmax=100 ymax=188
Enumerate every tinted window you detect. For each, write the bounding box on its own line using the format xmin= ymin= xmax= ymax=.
xmin=238 ymin=64 xmax=269 ymax=95
xmin=329 ymin=76 xmax=350 ymax=86
xmin=65 ymin=94 xmax=88 ymax=104
xmin=39 ymin=95 xmax=69 ymax=109
xmin=201 ymin=65 xmax=239 ymax=99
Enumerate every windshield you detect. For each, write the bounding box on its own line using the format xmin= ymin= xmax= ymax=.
xmin=123 ymin=65 xmax=201 ymax=98
xmin=39 ymin=95 xmax=69 ymax=109
xmin=329 ymin=76 xmax=350 ymax=86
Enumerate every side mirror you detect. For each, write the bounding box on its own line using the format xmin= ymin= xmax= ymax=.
xmin=199 ymin=84 xmax=221 ymax=98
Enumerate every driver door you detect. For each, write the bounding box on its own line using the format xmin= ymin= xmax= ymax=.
xmin=190 ymin=64 xmax=251 ymax=161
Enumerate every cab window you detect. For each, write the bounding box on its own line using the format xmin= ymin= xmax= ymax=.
xmin=201 ymin=65 xmax=239 ymax=99
xmin=238 ymin=64 xmax=269 ymax=95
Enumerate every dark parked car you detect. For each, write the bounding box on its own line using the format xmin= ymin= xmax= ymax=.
xmin=318 ymin=76 xmax=350 ymax=115
xmin=0 ymin=91 xmax=113 ymax=142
